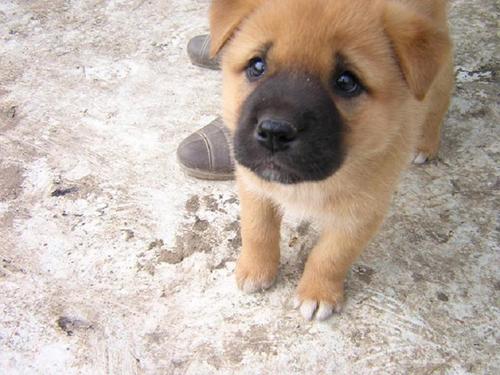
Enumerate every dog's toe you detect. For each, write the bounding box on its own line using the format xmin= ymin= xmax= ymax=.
xmin=412 ymin=152 xmax=428 ymax=165
xmin=299 ymin=299 xmax=318 ymax=320
xmin=315 ymin=302 xmax=337 ymax=321
xmin=239 ymin=276 xmax=275 ymax=293
xmin=293 ymin=296 xmax=342 ymax=321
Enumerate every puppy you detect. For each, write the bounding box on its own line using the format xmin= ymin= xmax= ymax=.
xmin=209 ymin=0 xmax=453 ymax=320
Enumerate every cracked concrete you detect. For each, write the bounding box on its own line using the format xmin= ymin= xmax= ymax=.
xmin=0 ymin=0 xmax=498 ymax=374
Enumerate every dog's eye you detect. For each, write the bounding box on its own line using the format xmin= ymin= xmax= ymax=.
xmin=246 ymin=57 xmax=266 ymax=81
xmin=333 ymin=71 xmax=362 ymax=97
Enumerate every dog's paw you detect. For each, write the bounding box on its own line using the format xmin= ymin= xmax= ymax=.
xmin=235 ymin=258 xmax=277 ymax=293
xmin=294 ymin=278 xmax=344 ymax=321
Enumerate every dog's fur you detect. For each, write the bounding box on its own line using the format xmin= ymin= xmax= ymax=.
xmin=210 ymin=0 xmax=453 ymax=320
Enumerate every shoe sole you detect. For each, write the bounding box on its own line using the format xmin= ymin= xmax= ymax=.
xmin=178 ymin=160 xmax=235 ymax=181
xmin=190 ymin=61 xmax=221 ymax=71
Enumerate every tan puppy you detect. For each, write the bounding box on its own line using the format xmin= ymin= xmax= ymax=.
xmin=210 ymin=0 xmax=453 ymax=320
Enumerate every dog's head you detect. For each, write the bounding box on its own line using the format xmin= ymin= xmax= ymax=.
xmin=211 ymin=0 xmax=451 ymax=185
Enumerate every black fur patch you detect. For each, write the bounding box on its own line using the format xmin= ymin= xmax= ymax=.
xmin=234 ymin=72 xmax=345 ymax=184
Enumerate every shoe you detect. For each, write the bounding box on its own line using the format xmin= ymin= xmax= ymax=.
xmin=187 ymin=34 xmax=220 ymax=70
xmin=177 ymin=117 xmax=235 ymax=180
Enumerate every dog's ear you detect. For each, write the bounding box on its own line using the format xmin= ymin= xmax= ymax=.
xmin=209 ymin=0 xmax=262 ymax=57
xmin=383 ymin=3 xmax=452 ymax=100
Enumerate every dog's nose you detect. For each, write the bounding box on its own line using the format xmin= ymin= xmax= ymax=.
xmin=255 ymin=119 xmax=297 ymax=152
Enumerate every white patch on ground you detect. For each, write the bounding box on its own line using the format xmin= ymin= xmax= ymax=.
xmin=0 ymin=0 xmax=498 ymax=374
xmin=63 ymin=160 xmax=92 ymax=181
xmin=456 ymin=68 xmax=493 ymax=83
xmin=21 ymin=158 xmax=52 ymax=196
xmin=0 ymin=202 xmax=9 ymax=215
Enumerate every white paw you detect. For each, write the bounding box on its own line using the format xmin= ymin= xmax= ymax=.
xmin=293 ymin=296 xmax=342 ymax=321
xmin=412 ymin=152 xmax=428 ymax=165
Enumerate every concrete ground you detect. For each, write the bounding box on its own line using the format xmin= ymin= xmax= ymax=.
xmin=0 ymin=0 xmax=498 ymax=374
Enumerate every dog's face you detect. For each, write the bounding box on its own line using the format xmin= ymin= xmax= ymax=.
xmin=211 ymin=0 xmax=450 ymax=185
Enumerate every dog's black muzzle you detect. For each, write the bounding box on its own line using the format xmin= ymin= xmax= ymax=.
xmin=234 ymin=72 xmax=345 ymax=184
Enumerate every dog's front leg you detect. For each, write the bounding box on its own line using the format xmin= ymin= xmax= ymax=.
xmin=295 ymin=214 xmax=383 ymax=321
xmin=235 ymin=182 xmax=282 ymax=293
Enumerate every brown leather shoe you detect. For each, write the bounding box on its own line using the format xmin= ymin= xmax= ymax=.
xmin=187 ymin=35 xmax=220 ymax=70
xmin=177 ymin=117 xmax=235 ymax=180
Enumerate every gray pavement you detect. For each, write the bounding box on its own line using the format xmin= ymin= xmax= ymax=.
xmin=0 ymin=0 xmax=498 ymax=373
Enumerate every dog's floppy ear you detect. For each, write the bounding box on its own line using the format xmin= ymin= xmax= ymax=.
xmin=209 ymin=0 xmax=263 ymax=57
xmin=383 ymin=3 xmax=452 ymax=100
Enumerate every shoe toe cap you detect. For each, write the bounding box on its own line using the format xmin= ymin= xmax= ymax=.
xmin=177 ymin=132 xmax=211 ymax=170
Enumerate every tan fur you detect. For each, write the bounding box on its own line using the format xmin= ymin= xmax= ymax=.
xmin=210 ymin=0 xmax=453 ymax=318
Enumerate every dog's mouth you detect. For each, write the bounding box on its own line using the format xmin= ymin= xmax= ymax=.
xmin=251 ymin=158 xmax=303 ymax=184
